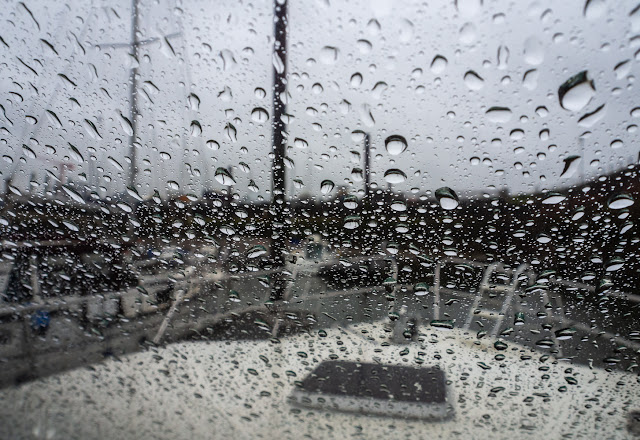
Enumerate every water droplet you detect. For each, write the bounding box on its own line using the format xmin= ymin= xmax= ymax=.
xmin=572 ymin=207 xmax=585 ymax=221
xmin=219 ymin=49 xmax=236 ymax=71
xmin=188 ymin=93 xmax=200 ymax=111
xmin=347 ymin=132 xmax=364 ymax=144
xmin=621 ymin=221 xmax=633 ymax=234
xmin=486 ymin=106 xmax=512 ymax=123
xmin=351 ymin=167 xmax=363 ymax=181
xmin=430 ymin=55 xmax=448 ymax=74
xmin=343 ymin=216 xmax=361 ymax=230
xmin=272 ymin=51 xmax=284 ymax=74
xmin=523 ymin=36 xmax=545 ymax=65
xmin=614 ymin=60 xmax=631 ymax=80
xmin=436 ymin=187 xmax=459 ymax=210
xmin=238 ymin=162 xmax=250 ymax=173
xmin=605 ymin=257 xmax=624 ymax=272
xmin=64 ymin=145 xmax=82 ymax=165
xmin=233 ymin=207 xmax=249 ymax=220
xmin=610 ymin=139 xmax=623 ymax=149
xmin=371 ymin=81 xmax=388 ymax=99
xmin=7 ymin=184 xmax=21 ymax=196
xmin=62 ymin=185 xmax=85 ymax=204
xmin=62 ymin=220 xmax=79 ymax=232
xmin=493 ymin=340 xmax=508 ymax=351
xmin=22 ymin=145 xmax=36 ymax=159
xmin=558 ymin=71 xmax=595 ymax=111
xmin=117 ymin=202 xmax=133 ymax=213
xmin=539 ymin=129 xmax=550 ymax=141
xmin=584 ymin=0 xmax=606 ymax=20
xmin=119 ymin=113 xmax=133 ymax=136
xmin=247 ymin=245 xmax=267 ymax=259
xmin=385 ymin=135 xmax=408 ymax=155
xmin=560 ymin=156 xmax=581 ymax=178
xmin=360 ymin=104 xmax=375 ymax=127
xmin=631 ymin=3 xmax=640 ymax=33
xmin=224 ymin=123 xmax=237 ymax=142
xmin=509 ymin=129 xmax=524 ymax=140
xmin=578 ymin=104 xmax=606 ymax=127
xmin=399 ymin=19 xmax=414 ymax=43
xmin=221 ymin=226 xmax=236 ymax=236
xmin=459 ymin=22 xmax=477 ymax=44
xmin=555 ymin=328 xmax=577 ymax=340
xmin=83 ymin=119 xmax=102 ymax=139
xmin=46 ymin=110 xmax=62 ymax=128
xmin=320 ymin=179 xmax=335 ymax=195
xmin=294 ymin=138 xmax=308 ymax=149
xmin=395 ymin=223 xmax=409 ymax=234
xmin=108 ymin=156 xmax=124 ymax=172
xmin=367 ymin=18 xmax=381 ymax=35
xmin=218 ymin=86 xmax=233 ymax=102
xmin=386 ymin=243 xmax=399 ymax=255
xmin=284 ymin=157 xmax=295 ymax=169
xmin=215 ymin=167 xmax=236 ymax=185
xmin=597 ymin=278 xmax=614 ymax=294
xmin=343 ymin=195 xmax=358 ymax=210
xmin=464 ymin=70 xmax=484 ymax=90
xmin=414 ymin=282 xmax=429 ymax=296
xmin=320 ymin=46 xmax=339 ymax=64
xmin=58 ymin=73 xmax=76 ymax=89
xmin=340 ymin=99 xmax=351 ymax=114
xmin=206 ymin=139 xmax=220 ymax=150
xmin=542 ymin=193 xmax=566 ymax=204
xmin=254 ymin=87 xmax=266 ymax=99
xmin=251 ymin=107 xmax=269 ymax=124
xmin=497 ymin=45 xmax=509 ymax=70
xmin=607 ymin=193 xmax=634 ymax=209
xmin=350 ymin=72 xmax=363 ymax=87
xmin=429 ymin=319 xmax=454 ymax=330
xmin=384 ymin=169 xmax=407 ymax=184
xmin=190 ymin=120 xmax=202 ymax=137
xmin=357 ymin=39 xmax=372 ymax=54
xmin=391 ymin=200 xmax=407 ymax=212
xmin=536 ymin=106 xmax=548 ymax=117
xmin=127 ymin=186 xmax=143 ymax=201
xmin=522 ymin=69 xmax=538 ymax=90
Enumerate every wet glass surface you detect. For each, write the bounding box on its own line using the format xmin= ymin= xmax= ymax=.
xmin=0 ymin=0 xmax=640 ymax=438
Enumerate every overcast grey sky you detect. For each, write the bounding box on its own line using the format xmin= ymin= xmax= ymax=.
xmin=1 ymin=0 xmax=639 ymax=201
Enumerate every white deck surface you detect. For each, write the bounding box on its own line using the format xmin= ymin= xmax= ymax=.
xmin=1 ymin=322 xmax=638 ymax=439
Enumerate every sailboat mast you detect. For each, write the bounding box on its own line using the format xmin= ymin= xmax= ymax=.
xmin=128 ymin=0 xmax=140 ymax=190
xmin=270 ymin=0 xmax=288 ymax=269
